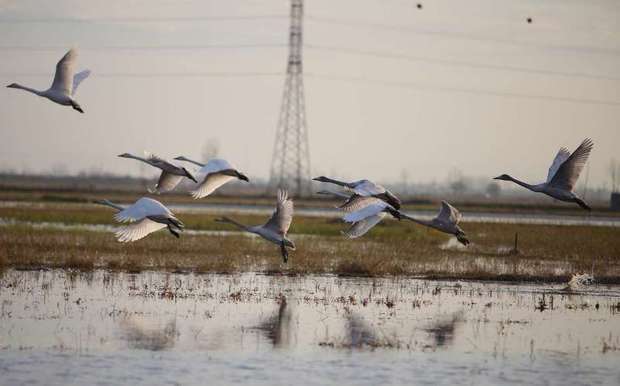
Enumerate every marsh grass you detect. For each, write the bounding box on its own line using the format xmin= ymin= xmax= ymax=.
xmin=1 ymin=204 xmax=619 ymax=281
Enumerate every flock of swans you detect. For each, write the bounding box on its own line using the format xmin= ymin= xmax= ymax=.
xmin=7 ymin=49 xmax=595 ymax=263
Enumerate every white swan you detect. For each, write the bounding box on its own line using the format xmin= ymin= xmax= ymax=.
xmin=7 ymin=48 xmax=90 ymax=113
xmin=400 ymin=202 xmax=470 ymax=246
xmin=318 ymin=190 xmax=401 ymax=238
xmin=312 ymin=176 xmax=402 ymax=209
xmin=494 ymin=138 xmax=594 ymax=210
xmin=216 ymin=189 xmax=295 ymax=263
xmin=174 ymin=156 xmax=249 ymax=199
xmin=118 ymin=152 xmax=198 ymax=194
xmin=96 ymin=197 xmax=184 ymax=242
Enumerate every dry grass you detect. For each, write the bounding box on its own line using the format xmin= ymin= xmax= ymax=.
xmin=1 ymin=203 xmax=619 ymax=282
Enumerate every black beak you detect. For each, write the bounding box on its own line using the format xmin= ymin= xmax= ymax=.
xmin=237 ymin=172 xmax=249 ymax=182
xmin=73 ymin=105 xmax=84 ymax=113
xmin=188 ymin=174 xmax=198 ymax=183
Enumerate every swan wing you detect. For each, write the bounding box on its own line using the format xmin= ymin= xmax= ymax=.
xmin=342 ymin=213 xmax=386 ymax=239
xmin=546 ymin=147 xmax=570 ymax=183
xmin=115 ymin=218 xmax=167 ymax=242
xmin=197 ymin=159 xmax=233 ymax=175
xmin=437 ymin=201 xmax=462 ymax=225
xmin=353 ymin=180 xmax=385 ymax=196
xmin=114 ymin=197 xmax=172 ymax=223
xmin=263 ymin=189 xmax=294 ymax=234
xmin=155 ymin=171 xmax=183 ymax=193
xmin=191 ymin=173 xmax=235 ymax=199
xmin=549 ymin=138 xmax=594 ymax=191
xmin=72 ymin=69 xmax=91 ymax=95
xmin=50 ymin=48 xmax=77 ymax=95
xmin=339 ymin=195 xmax=384 ymax=212
xmin=343 ymin=201 xmax=389 ymax=223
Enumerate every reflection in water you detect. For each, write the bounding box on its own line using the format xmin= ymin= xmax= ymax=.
xmin=423 ymin=311 xmax=464 ymax=349
xmin=256 ymin=294 xmax=293 ymax=348
xmin=119 ymin=318 xmax=178 ymax=351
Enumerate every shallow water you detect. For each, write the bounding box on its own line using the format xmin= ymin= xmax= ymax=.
xmin=2 ymin=200 xmax=619 ymax=227
xmin=1 ymin=270 xmax=619 ymax=385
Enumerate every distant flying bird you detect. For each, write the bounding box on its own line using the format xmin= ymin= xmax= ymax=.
xmin=312 ymin=176 xmax=402 ymax=209
xmin=118 ymin=152 xmax=198 ymax=194
xmin=216 ymin=189 xmax=295 ymax=263
xmin=174 ymin=156 xmax=249 ymax=199
xmin=400 ymin=201 xmax=470 ymax=246
xmin=494 ymin=138 xmax=594 ymax=210
xmin=7 ymin=48 xmax=90 ymax=113
xmin=318 ymin=190 xmax=401 ymax=238
xmin=96 ymin=197 xmax=184 ymax=242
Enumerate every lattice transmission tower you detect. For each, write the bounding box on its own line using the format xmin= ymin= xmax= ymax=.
xmin=268 ymin=0 xmax=311 ymax=196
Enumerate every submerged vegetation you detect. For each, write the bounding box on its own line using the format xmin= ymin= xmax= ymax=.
xmin=0 ymin=203 xmax=618 ymax=282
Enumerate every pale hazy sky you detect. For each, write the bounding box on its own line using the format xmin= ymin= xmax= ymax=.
xmin=0 ymin=0 xmax=618 ymax=188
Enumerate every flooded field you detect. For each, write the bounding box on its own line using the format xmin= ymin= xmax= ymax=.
xmin=1 ymin=270 xmax=619 ymax=385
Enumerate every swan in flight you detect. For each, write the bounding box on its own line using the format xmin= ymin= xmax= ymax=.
xmin=312 ymin=176 xmax=402 ymax=209
xmin=399 ymin=202 xmax=470 ymax=246
xmin=494 ymin=138 xmax=594 ymax=210
xmin=216 ymin=189 xmax=295 ymax=263
xmin=7 ymin=48 xmax=90 ymax=113
xmin=174 ymin=156 xmax=249 ymax=199
xmin=318 ymin=190 xmax=401 ymax=238
xmin=118 ymin=152 xmax=198 ymax=194
xmin=96 ymin=197 xmax=184 ymax=242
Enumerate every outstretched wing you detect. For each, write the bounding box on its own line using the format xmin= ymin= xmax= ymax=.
xmin=263 ymin=189 xmax=294 ymax=235
xmin=72 ymin=69 xmax=91 ymax=95
xmin=191 ymin=173 xmax=235 ymax=199
xmin=50 ymin=48 xmax=77 ymax=95
xmin=154 ymin=171 xmax=183 ymax=193
xmin=114 ymin=197 xmax=172 ymax=223
xmin=338 ymin=195 xmax=384 ymax=213
xmin=342 ymin=213 xmax=386 ymax=239
xmin=546 ymin=147 xmax=570 ymax=183
xmin=115 ymin=218 xmax=167 ymax=242
xmin=548 ymin=138 xmax=594 ymax=191
xmin=343 ymin=201 xmax=390 ymax=223
xmin=436 ymin=201 xmax=462 ymax=225
xmin=144 ymin=152 xmax=173 ymax=168
xmin=353 ymin=180 xmax=386 ymax=196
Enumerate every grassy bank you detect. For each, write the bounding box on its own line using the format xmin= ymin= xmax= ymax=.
xmin=1 ymin=204 xmax=618 ymax=282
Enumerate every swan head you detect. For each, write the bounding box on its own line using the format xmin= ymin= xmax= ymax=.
xmin=6 ymin=83 xmax=19 ymax=89
xmin=183 ymin=168 xmax=198 ymax=183
xmin=493 ymin=174 xmax=512 ymax=181
xmin=312 ymin=176 xmax=330 ymax=183
xmin=235 ymin=171 xmax=249 ymax=182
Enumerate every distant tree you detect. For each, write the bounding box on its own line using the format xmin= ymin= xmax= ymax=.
xmin=447 ymin=168 xmax=467 ymax=194
xmin=202 ymin=137 xmax=220 ymax=163
xmin=610 ymin=159 xmax=620 ymax=193
xmin=485 ymin=181 xmax=501 ymax=198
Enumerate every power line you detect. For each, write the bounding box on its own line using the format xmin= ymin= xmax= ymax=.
xmin=305 ymin=73 xmax=620 ymax=107
xmin=0 ymin=71 xmax=283 ymax=78
xmin=0 ymin=15 xmax=289 ymax=23
xmin=0 ymin=44 xmax=286 ymax=52
xmin=305 ymin=44 xmax=620 ymax=82
xmin=305 ymin=15 xmax=620 ymax=57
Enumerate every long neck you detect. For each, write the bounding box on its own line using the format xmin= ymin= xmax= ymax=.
xmin=176 ymin=156 xmax=204 ymax=167
xmin=96 ymin=199 xmax=124 ymax=212
xmin=317 ymin=190 xmax=350 ymax=199
xmin=220 ymin=217 xmax=251 ymax=232
xmin=507 ymin=176 xmax=537 ymax=191
xmin=124 ymin=154 xmax=152 ymax=165
xmin=400 ymin=213 xmax=433 ymax=227
xmin=320 ymin=177 xmax=351 ymax=188
xmin=11 ymin=83 xmax=45 ymax=97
